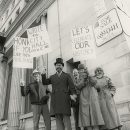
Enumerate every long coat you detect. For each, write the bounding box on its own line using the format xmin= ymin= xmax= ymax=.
xmin=94 ymin=76 xmax=122 ymax=129
xmin=76 ymin=76 xmax=104 ymax=127
xmin=42 ymin=72 xmax=75 ymax=116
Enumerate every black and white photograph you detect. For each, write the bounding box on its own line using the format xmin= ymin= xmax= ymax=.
xmin=0 ymin=0 xmax=130 ymax=130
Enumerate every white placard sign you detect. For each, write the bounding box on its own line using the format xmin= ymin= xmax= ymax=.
xmin=13 ymin=37 xmax=33 ymax=68
xmin=71 ymin=26 xmax=96 ymax=61
xmin=27 ymin=24 xmax=52 ymax=57
xmin=94 ymin=9 xmax=123 ymax=46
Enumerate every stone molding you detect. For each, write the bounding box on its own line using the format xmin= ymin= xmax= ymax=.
xmin=5 ymin=0 xmax=55 ymax=51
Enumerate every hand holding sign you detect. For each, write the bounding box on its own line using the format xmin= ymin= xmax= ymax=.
xmin=38 ymin=66 xmax=47 ymax=74
xmin=20 ymin=79 xmax=25 ymax=86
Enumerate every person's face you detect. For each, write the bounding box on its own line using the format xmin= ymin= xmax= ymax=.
xmin=78 ymin=69 xmax=88 ymax=78
xmin=55 ymin=63 xmax=63 ymax=73
xmin=95 ymin=69 xmax=104 ymax=77
xmin=33 ymin=73 xmax=40 ymax=82
xmin=73 ymin=69 xmax=79 ymax=78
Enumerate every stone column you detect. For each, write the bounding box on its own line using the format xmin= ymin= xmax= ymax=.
xmin=0 ymin=56 xmax=8 ymax=120
xmin=20 ymin=69 xmax=26 ymax=115
xmin=8 ymin=68 xmax=24 ymax=130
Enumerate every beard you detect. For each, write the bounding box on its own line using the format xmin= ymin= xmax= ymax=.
xmin=56 ymin=67 xmax=62 ymax=72
xmin=96 ymin=73 xmax=103 ymax=78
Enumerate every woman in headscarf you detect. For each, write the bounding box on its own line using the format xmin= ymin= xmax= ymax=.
xmin=76 ymin=64 xmax=104 ymax=130
xmin=93 ymin=67 xmax=122 ymax=130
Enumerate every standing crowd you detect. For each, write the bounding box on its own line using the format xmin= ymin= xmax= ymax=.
xmin=20 ymin=58 xmax=122 ymax=130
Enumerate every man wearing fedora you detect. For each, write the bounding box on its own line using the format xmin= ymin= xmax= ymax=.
xmin=20 ymin=69 xmax=51 ymax=130
xmin=41 ymin=58 xmax=77 ymax=130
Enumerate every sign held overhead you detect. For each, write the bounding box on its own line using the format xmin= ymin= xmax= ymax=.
xmin=71 ymin=26 xmax=96 ymax=61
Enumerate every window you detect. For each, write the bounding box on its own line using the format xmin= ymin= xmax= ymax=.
xmin=0 ymin=17 xmax=3 ymax=26
xmin=11 ymin=0 xmax=15 ymax=10
xmin=25 ymin=0 xmax=30 ymax=3
xmin=5 ymin=10 xmax=9 ymax=19
xmin=9 ymin=19 xmax=12 ymax=26
xmin=16 ymin=8 xmax=20 ymax=16
xmin=3 ymin=62 xmax=12 ymax=120
xmin=2 ymin=28 xmax=5 ymax=33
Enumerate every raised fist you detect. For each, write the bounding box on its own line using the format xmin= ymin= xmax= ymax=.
xmin=42 ymin=66 xmax=47 ymax=74
xmin=20 ymin=79 xmax=25 ymax=86
xmin=38 ymin=66 xmax=46 ymax=74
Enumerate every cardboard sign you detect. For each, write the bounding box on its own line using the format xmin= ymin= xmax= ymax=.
xmin=27 ymin=24 xmax=51 ymax=57
xmin=71 ymin=26 xmax=96 ymax=61
xmin=13 ymin=37 xmax=33 ymax=68
xmin=94 ymin=9 xmax=123 ymax=46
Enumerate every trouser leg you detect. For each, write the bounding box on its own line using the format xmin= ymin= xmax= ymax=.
xmin=93 ymin=126 xmax=99 ymax=130
xmin=32 ymin=105 xmax=41 ymax=130
xmin=41 ymin=104 xmax=51 ymax=130
xmin=73 ymin=106 xmax=81 ymax=130
xmin=84 ymin=127 xmax=88 ymax=130
xmin=55 ymin=114 xmax=65 ymax=130
xmin=63 ymin=115 xmax=72 ymax=130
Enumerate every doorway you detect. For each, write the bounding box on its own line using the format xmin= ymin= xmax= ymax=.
xmin=66 ymin=58 xmax=80 ymax=77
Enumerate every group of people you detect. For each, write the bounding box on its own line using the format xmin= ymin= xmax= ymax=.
xmin=72 ymin=64 xmax=122 ymax=130
xmin=20 ymin=58 xmax=122 ymax=130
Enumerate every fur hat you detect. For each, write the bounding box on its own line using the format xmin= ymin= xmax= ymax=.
xmin=54 ymin=58 xmax=64 ymax=66
xmin=78 ymin=64 xmax=85 ymax=70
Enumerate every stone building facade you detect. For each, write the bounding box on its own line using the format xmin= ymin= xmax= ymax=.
xmin=0 ymin=0 xmax=130 ymax=130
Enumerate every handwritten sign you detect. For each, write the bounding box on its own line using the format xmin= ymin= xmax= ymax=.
xmin=71 ymin=26 xmax=96 ymax=61
xmin=27 ymin=24 xmax=51 ymax=57
xmin=94 ymin=9 xmax=123 ymax=46
xmin=13 ymin=37 xmax=33 ymax=68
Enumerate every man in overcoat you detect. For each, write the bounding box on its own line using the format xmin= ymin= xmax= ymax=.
xmin=41 ymin=58 xmax=77 ymax=130
xmin=20 ymin=69 xmax=51 ymax=130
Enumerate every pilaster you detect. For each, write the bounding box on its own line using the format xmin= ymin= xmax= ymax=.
xmin=7 ymin=68 xmax=23 ymax=130
xmin=0 ymin=56 xmax=8 ymax=120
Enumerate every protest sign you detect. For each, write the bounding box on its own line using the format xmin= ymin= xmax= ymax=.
xmin=13 ymin=37 xmax=33 ymax=68
xmin=94 ymin=9 xmax=123 ymax=46
xmin=71 ymin=26 xmax=96 ymax=61
xmin=27 ymin=24 xmax=51 ymax=57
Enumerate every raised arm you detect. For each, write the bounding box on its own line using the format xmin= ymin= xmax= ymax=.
xmin=20 ymin=85 xmax=30 ymax=96
xmin=41 ymin=74 xmax=51 ymax=85
xmin=20 ymin=80 xmax=30 ymax=96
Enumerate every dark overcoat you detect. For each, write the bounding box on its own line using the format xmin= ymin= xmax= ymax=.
xmin=42 ymin=72 xmax=76 ymax=116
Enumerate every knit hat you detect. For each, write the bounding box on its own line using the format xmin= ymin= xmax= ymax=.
xmin=78 ymin=64 xmax=85 ymax=70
